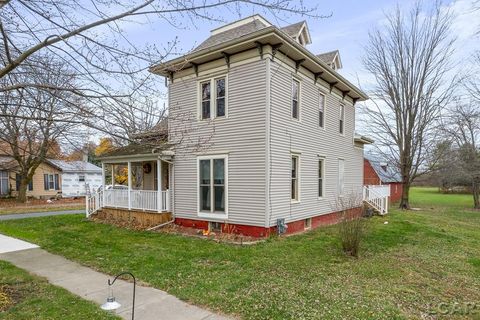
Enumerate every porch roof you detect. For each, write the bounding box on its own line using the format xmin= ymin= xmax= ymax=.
xmin=97 ymin=143 xmax=174 ymax=162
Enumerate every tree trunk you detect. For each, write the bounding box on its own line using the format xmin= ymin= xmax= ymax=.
xmin=16 ymin=179 xmax=28 ymax=203
xmin=399 ymin=182 xmax=411 ymax=210
xmin=473 ymin=178 xmax=480 ymax=210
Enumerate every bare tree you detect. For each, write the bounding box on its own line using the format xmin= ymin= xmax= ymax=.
xmin=442 ymin=103 xmax=480 ymax=208
xmin=0 ymin=56 xmax=84 ymax=202
xmin=362 ymin=2 xmax=456 ymax=209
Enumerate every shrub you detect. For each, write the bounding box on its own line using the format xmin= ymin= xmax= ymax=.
xmin=338 ymin=208 xmax=366 ymax=258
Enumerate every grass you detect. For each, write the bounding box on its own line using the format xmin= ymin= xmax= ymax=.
xmin=0 ymin=260 xmax=119 ymax=320
xmin=0 ymin=187 xmax=479 ymax=319
xmin=0 ymin=205 xmax=85 ymax=215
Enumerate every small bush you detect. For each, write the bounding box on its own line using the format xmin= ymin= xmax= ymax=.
xmin=338 ymin=209 xmax=366 ymax=258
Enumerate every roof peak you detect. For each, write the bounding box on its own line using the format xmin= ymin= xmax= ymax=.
xmin=211 ymin=14 xmax=272 ymax=35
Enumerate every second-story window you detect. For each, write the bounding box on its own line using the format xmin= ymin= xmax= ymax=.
xmin=201 ymin=81 xmax=211 ymax=120
xmin=319 ymin=93 xmax=325 ymax=128
xmin=339 ymin=104 xmax=345 ymax=134
xmin=200 ymin=76 xmax=227 ymax=120
xmin=292 ymin=79 xmax=300 ymax=119
xmin=216 ymin=78 xmax=226 ymax=117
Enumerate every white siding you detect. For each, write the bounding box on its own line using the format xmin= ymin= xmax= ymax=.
xmin=169 ymin=59 xmax=267 ymax=226
xmin=61 ymin=172 xmax=102 ymax=197
xmin=268 ymin=60 xmax=363 ymax=226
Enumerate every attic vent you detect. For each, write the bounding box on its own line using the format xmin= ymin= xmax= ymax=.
xmin=380 ymin=163 xmax=388 ymax=172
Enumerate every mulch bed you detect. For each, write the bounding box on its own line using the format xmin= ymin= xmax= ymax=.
xmin=0 ymin=197 xmax=84 ymax=209
xmin=0 ymin=284 xmax=23 ymax=312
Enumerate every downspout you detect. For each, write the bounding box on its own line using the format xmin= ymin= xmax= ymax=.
xmin=264 ymin=47 xmax=271 ymax=231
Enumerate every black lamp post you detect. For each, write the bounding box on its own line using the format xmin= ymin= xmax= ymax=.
xmin=101 ymin=271 xmax=136 ymax=320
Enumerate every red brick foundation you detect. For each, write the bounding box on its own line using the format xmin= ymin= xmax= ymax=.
xmin=175 ymin=207 xmax=362 ymax=238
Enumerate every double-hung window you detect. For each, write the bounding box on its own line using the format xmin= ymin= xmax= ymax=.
xmin=199 ymin=155 xmax=227 ymax=216
xmin=339 ymin=104 xmax=345 ymax=134
xmin=338 ymin=159 xmax=345 ymax=196
xmin=200 ymin=76 xmax=227 ymax=120
xmin=319 ymin=93 xmax=325 ymax=128
xmin=318 ymin=158 xmax=325 ymax=198
xmin=292 ymin=79 xmax=300 ymax=119
xmin=291 ymin=155 xmax=299 ymax=201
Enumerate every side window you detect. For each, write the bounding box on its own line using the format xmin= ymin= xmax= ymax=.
xmin=199 ymin=155 xmax=227 ymax=215
xmin=292 ymin=79 xmax=300 ymax=119
xmin=339 ymin=104 xmax=345 ymax=134
xmin=319 ymin=93 xmax=325 ymax=128
xmin=79 ymin=175 xmax=85 ymax=182
xmin=215 ymin=78 xmax=226 ymax=117
xmin=201 ymin=81 xmax=211 ymax=120
xmin=291 ymin=154 xmax=299 ymax=201
xmin=318 ymin=158 xmax=325 ymax=197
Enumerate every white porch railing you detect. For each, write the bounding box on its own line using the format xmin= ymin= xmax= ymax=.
xmin=363 ymin=185 xmax=390 ymax=215
xmin=86 ymin=189 xmax=171 ymax=217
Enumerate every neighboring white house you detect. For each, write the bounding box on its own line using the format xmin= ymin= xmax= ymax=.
xmin=88 ymin=15 xmax=388 ymax=237
xmin=47 ymin=160 xmax=102 ymax=197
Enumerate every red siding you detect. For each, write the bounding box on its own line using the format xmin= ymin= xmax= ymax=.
xmin=363 ymin=159 xmax=381 ymax=185
xmin=389 ymin=182 xmax=403 ymax=202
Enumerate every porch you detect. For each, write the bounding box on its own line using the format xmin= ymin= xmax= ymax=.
xmin=363 ymin=184 xmax=391 ymax=215
xmin=86 ymin=150 xmax=173 ymax=217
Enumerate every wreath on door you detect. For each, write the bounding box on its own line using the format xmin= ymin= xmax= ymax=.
xmin=143 ymin=163 xmax=152 ymax=174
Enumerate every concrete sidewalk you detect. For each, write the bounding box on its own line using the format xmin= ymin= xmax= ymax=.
xmin=0 ymin=237 xmax=231 ymax=320
xmin=0 ymin=209 xmax=84 ymax=221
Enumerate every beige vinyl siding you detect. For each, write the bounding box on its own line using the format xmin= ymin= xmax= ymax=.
xmin=169 ymin=59 xmax=267 ymax=226
xmin=9 ymin=162 xmax=62 ymax=199
xmin=268 ymin=59 xmax=363 ymax=226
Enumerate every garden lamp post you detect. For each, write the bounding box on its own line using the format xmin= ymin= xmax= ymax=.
xmin=101 ymin=271 xmax=136 ymax=320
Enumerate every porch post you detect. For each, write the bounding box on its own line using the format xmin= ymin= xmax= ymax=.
xmin=101 ymin=162 xmax=105 ymax=207
xmin=157 ymin=159 xmax=162 ymax=212
xmin=128 ymin=161 xmax=132 ymax=210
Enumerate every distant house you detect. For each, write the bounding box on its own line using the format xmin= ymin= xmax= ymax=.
xmin=364 ymin=155 xmax=403 ymax=202
xmin=47 ymin=160 xmax=102 ymax=197
xmin=0 ymin=156 xmax=62 ymax=199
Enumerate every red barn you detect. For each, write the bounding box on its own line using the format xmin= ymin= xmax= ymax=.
xmin=364 ymin=156 xmax=403 ymax=203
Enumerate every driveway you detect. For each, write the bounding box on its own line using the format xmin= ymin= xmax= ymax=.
xmin=0 ymin=209 xmax=84 ymax=221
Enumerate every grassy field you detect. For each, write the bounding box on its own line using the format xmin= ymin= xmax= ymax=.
xmin=0 ymin=260 xmax=118 ymax=320
xmin=0 ymin=198 xmax=85 ymax=215
xmin=0 ymin=187 xmax=479 ymax=319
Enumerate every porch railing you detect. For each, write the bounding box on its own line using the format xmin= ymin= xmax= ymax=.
xmin=363 ymin=185 xmax=390 ymax=215
xmin=86 ymin=189 xmax=170 ymax=217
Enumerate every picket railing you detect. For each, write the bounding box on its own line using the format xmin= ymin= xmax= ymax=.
xmin=85 ymin=189 xmax=170 ymax=217
xmin=363 ymin=185 xmax=390 ymax=215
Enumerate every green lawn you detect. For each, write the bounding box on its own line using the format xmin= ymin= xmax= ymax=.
xmin=0 ymin=260 xmax=119 ymax=320
xmin=0 ymin=187 xmax=479 ymax=319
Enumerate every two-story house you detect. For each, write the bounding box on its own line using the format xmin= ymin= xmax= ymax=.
xmin=91 ymin=15 xmax=382 ymax=236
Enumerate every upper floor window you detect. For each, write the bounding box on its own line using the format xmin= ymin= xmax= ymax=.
xmin=292 ymin=79 xmax=300 ymax=119
xmin=339 ymin=104 xmax=345 ymax=134
xmin=200 ymin=76 xmax=227 ymax=120
xmin=319 ymin=93 xmax=325 ymax=128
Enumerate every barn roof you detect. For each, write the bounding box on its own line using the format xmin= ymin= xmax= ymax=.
xmin=365 ymin=155 xmax=402 ymax=183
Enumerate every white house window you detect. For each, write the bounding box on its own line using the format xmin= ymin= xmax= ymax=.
xmin=0 ymin=171 xmax=9 ymax=195
xmin=292 ymin=79 xmax=300 ymax=119
xmin=49 ymin=174 xmax=55 ymax=190
xmin=318 ymin=158 xmax=325 ymax=197
xmin=201 ymin=81 xmax=211 ymax=120
xmin=339 ymin=104 xmax=345 ymax=134
xmin=338 ymin=159 xmax=345 ymax=196
xmin=291 ymin=155 xmax=299 ymax=201
xmin=319 ymin=93 xmax=325 ymax=128
xmin=216 ymin=78 xmax=226 ymax=117
xmin=79 ymin=175 xmax=85 ymax=182
xmin=200 ymin=76 xmax=227 ymax=120
xmin=199 ymin=155 xmax=227 ymax=215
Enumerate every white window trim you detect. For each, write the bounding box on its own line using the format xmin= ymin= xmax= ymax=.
xmin=291 ymin=78 xmax=301 ymax=121
xmin=48 ymin=174 xmax=55 ymax=190
xmin=319 ymin=91 xmax=326 ymax=130
xmin=198 ymin=74 xmax=228 ymax=121
xmin=197 ymin=154 xmax=228 ymax=219
xmin=318 ymin=157 xmax=326 ymax=199
xmin=339 ymin=103 xmax=345 ymax=136
xmin=291 ymin=153 xmax=301 ymax=203
xmin=338 ymin=158 xmax=345 ymax=197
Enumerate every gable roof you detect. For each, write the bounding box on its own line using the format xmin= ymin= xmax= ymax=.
xmin=0 ymin=156 xmax=17 ymax=170
xmin=365 ymin=155 xmax=402 ymax=183
xmin=47 ymin=160 xmax=101 ymax=173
